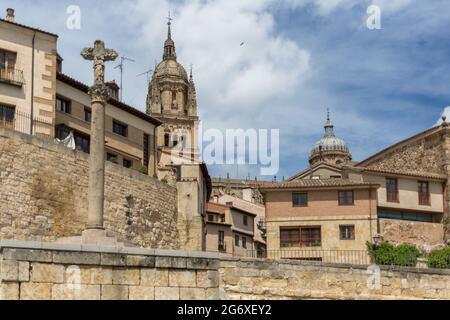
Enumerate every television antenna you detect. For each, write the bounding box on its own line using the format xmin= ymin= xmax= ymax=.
xmin=114 ymin=56 xmax=135 ymax=101
xmin=136 ymin=68 xmax=154 ymax=83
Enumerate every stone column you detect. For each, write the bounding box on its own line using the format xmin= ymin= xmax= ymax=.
xmin=81 ymin=40 xmax=118 ymax=230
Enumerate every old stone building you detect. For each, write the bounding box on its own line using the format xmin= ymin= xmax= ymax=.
xmin=146 ymin=18 xmax=200 ymax=180
xmin=263 ymin=112 xmax=449 ymax=254
xmin=0 ymin=8 xmax=57 ymax=138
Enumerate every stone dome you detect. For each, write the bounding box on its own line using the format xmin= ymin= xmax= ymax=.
xmin=309 ymin=112 xmax=352 ymax=166
xmin=155 ymin=59 xmax=188 ymax=81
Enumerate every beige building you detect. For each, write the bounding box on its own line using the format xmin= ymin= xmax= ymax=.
xmin=55 ymin=72 xmax=160 ymax=175
xmin=205 ymin=201 xmax=261 ymax=257
xmin=260 ymin=179 xmax=379 ymax=261
xmin=0 ymin=8 xmax=57 ymax=138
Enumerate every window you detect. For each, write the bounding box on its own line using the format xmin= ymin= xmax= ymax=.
xmin=280 ymin=228 xmax=301 ymax=248
xmin=123 ymin=158 xmax=132 ymax=169
xmin=235 ymin=235 xmax=240 ymax=247
xmin=56 ymin=96 xmax=71 ymax=114
xmin=300 ymin=227 xmax=321 ymax=247
xmin=107 ymin=153 xmax=118 ymax=163
xmin=340 ymin=225 xmax=355 ymax=240
xmin=0 ymin=104 xmax=15 ymax=129
xmin=113 ymin=120 xmax=128 ymax=137
xmin=74 ymin=132 xmax=90 ymax=154
xmin=280 ymin=227 xmax=321 ymax=248
xmin=218 ymin=231 xmax=225 ymax=251
xmin=338 ymin=191 xmax=354 ymax=206
xmin=208 ymin=214 xmax=214 ymax=222
xmin=164 ymin=133 xmax=170 ymax=147
xmin=418 ymin=181 xmax=430 ymax=206
xmin=84 ymin=107 xmax=91 ymax=123
xmin=386 ymin=178 xmax=399 ymax=202
xmin=242 ymin=237 xmax=247 ymax=249
xmin=220 ymin=215 xmax=226 ymax=223
xmin=143 ymin=134 xmax=150 ymax=169
xmin=0 ymin=49 xmax=16 ymax=70
xmin=243 ymin=215 xmax=248 ymax=226
xmin=292 ymin=192 xmax=308 ymax=207
xmin=330 ymin=175 xmax=341 ymax=179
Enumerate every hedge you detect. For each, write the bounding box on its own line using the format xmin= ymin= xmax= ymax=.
xmin=367 ymin=242 xmax=421 ymax=267
xmin=427 ymin=248 xmax=450 ymax=269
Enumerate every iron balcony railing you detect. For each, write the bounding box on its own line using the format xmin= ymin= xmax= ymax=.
xmin=0 ymin=67 xmax=25 ymax=86
xmin=237 ymin=249 xmax=450 ymax=270
xmin=0 ymin=110 xmax=54 ymax=138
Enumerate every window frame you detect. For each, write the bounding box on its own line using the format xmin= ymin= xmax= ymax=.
xmin=386 ymin=178 xmax=399 ymax=203
xmin=292 ymin=192 xmax=308 ymax=207
xmin=235 ymin=235 xmax=240 ymax=247
xmin=56 ymin=96 xmax=71 ymax=114
xmin=112 ymin=119 xmax=128 ymax=137
xmin=339 ymin=225 xmax=355 ymax=241
xmin=280 ymin=226 xmax=322 ymax=248
xmin=84 ymin=107 xmax=92 ymax=123
xmin=218 ymin=230 xmax=225 ymax=251
xmin=418 ymin=181 xmax=430 ymax=206
xmin=242 ymin=237 xmax=247 ymax=249
xmin=243 ymin=215 xmax=248 ymax=226
xmin=338 ymin=190 xmax=354 ymax=206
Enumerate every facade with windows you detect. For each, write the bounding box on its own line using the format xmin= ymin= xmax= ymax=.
xmin=260 ymin=179 xmax=379 ymax=257
xmin=205 ymin=201 xmax=259 ymax=257
xmin=56 ymin=73 xmax=160 ymax=175
xmin=0 ymin=9 xmax=57 ymax=138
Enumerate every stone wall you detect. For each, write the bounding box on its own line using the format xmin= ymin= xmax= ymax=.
xmin=380 ymin=219 xmax=445 ymax=252
xmin=0 ymin=241 xmax=449 ymax=300
xmin=0 ymin=128 xmax=178 ymax=249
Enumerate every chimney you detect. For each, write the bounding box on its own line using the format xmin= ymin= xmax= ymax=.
xmin=6 ymin=8 xmax=15 ymax=23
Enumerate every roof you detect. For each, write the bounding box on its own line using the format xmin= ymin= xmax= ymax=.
xmin=356 ymin=125 xmax=445 ymax=168
xmin=0 ymin=18 xmax=58 ymax=38
xmin=349 ymin=167 xmax=447 ymax=181
xmin=259 ymin=178 xmax=379 ymax=192
xmin=57 ymin=73 xmax=162 ymax=126
xmin=287 ymin=161 xmax=343 ymax=181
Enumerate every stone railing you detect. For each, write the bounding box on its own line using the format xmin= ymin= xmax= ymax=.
xmin=1 ymin=240 xmax=449 ymax=300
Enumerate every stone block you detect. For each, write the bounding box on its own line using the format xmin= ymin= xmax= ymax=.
xmin=1 ymin=260 xmax=18 ymax=282
xmin=0 ymin=283 xmax=19 ymax=300
xmin=187 ymin=258 xmax=219 ymax=270
xmin=101 ymin=253 xmax=127 ymax=266
xmin=101 ymin=285 xmax=129 ymax=300
xmin=180 ymin=288 xmax=206 ymax=300
xmin=205 ymin=288 xmax=222 ymax=300
xmin=129 ymin=286 xmax=155 ymax=300
xmin=155 ymin=256 xmax=171 ymax=268
xmin=31 ymin=263 xmax=64 ymax=283
xmin=169 ymin=270 xmax=196 ymax=287
xmin=3 ymin=248 xmax=52 ymax=262
xmin=112 ymin=268 xmax=140 ymax=285
xmin=20 ymin=283 xmax=52 ymax=300
xmin=77 ymin=267 xmax=113 ymax=285
xmin=141 ymin=269 xmax=168 ymax=287
xmin=126 ymin=255 xmax=155 ymax=267
xmin=53 ymin=251 xmax=100 ymax=265
xmin=155 ymin=287 xmax=179 ymax=300
xmin=171 ymin=257 xmax=187 ymax=269
xmin=196 ymin=271 xmax=220 ymax=288
xmin=18 ymin=261 xmax=30 ymax=282
xmin=52 ymin=284 xmax=100 ymax=300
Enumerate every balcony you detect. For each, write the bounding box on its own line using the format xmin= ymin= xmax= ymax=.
xmin=0 ymin=68 xmax=24 ymax=87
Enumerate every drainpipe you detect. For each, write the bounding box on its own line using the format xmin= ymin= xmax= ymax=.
xmin=30 ymin=31 xmax=36 ymax=135
xmin=153 ymin=125 xmax=157 ymax=176
xmin=369 ymin=184 xmax=373 ymax=241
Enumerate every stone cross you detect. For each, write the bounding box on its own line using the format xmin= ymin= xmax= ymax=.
xmin=81 ymin=40 xmax=118 ymax=230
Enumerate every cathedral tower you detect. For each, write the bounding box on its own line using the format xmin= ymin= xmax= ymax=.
xmin=146 ymin=16 xmax=200 ymax=172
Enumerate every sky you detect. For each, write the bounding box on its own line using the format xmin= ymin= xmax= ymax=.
xmin=2 ymin=0 xmax=450 ymax=179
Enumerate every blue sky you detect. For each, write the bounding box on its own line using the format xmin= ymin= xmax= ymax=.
xmin=2 ymin=0 xmax=450 ymax=179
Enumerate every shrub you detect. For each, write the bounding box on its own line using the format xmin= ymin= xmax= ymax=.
xmin=367 ymin=242 xmax=420 ymax=267
xmin=427 ymin=248 xmax=450 ymax=269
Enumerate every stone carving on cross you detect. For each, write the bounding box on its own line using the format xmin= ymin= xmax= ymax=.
xmin=81 ymin=40 xmax=118 ymax=101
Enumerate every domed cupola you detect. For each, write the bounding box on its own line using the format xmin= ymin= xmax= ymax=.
xmin=309 ymin=111 xmax=352 ymax=166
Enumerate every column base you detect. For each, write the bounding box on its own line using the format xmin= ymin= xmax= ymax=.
xmin=56 ymin=229 xmax=126 ymax=246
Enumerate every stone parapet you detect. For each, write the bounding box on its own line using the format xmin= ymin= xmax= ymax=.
xmin=0 ymin=240 xmax=449 ymax=300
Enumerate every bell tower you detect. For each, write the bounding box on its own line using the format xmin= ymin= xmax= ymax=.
xmin=146 ymin=15 xmax=200 ymax=176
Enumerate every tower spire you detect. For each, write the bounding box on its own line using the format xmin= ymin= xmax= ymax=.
xmin=163 ymin=12 xmax=176 ymax=60
xmin=324 ymin=109 xmax=335 ymax=137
